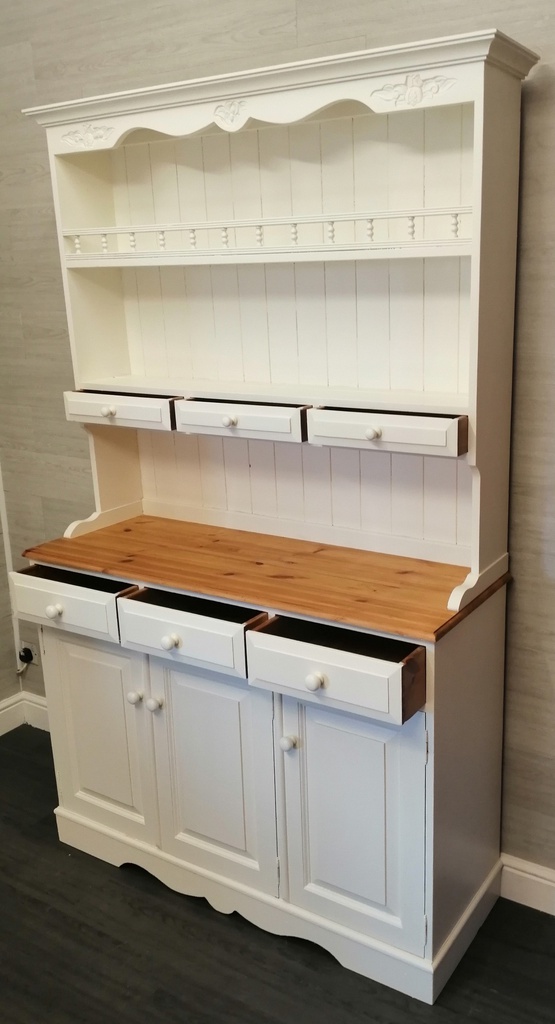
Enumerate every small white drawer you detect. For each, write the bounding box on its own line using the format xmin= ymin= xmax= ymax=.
xmin=308 ymin=408 xmax=468 ymax=457
xmin=118 ymin=590 xmax=266 ymax=677
xmin=174 ymin=399 xmax=307 ymax=443
xmin=9 ymin=566 xmax=134 ymax=642
xmin=247 ymin=618 xmax=425 ymax=725
xmin=64 ymin=391 xmax=178 ymax=431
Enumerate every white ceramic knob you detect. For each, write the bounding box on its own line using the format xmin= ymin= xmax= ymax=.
xmin=365 ymin=426 xmax=382 ymax=441
xmin=160 ymin=633 xmax=180 ymax=651
xmin=100 ymin=405 xmax=117 ymax=418
xmin=45 ymin=603 xmax=63 ymax=619
xmin=126 ymin=691 xmax=143 ymax=705
xmin=305 ymin=671 xmax=325 ymax=691
xmin=279 ymin=736 xmax=297 ymax=752
xmin=221 ymin=414 xmax=238 ymax=427
xmin=146 ymin=697 xmax=163 ymax=712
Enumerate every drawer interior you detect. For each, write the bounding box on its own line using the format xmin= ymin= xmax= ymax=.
xmin=124 ymin=587 xmax=264 ymax=624
xmin=21 ymin=565 xmax=131 ymax=593
xmin=253 ymin=616 xmax=420 ymax=662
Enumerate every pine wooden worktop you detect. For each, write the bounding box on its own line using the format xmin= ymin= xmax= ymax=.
xmin=23 ymin=515 xmax=501 ymax=642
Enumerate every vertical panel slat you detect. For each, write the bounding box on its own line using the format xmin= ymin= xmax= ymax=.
xmin=248 ymin=441 xmax=278 ymax=518
xmin=331 ymin=448 xmax=361 ymax=529
xmin=149 ymin=140 xmax=180 ymax=250
xmin=160 ymin=267 xmax=191 ymax=379
xmin=353 ymin=113 xmax=389 ymax=244
xmin=176 ymin=136 xmax=208 ymax=249
xmin=387 ymin=111 xmax=424 ymax=240
xmin=230 ymin=129 xmax=262 ymax=249
xmin=223 ymin=438 xmax=252 ymax=513
xmin=423 ymin=258 xmax=460 ymax=394
xmin=326 ymin=262 xmax=358 ymax=387
xmin=360 ymin=451 xmax=392 ymax=536
xmin=461 ymin=104 xmax=474 ymax=206
xmin=295 ymin=264 xmax=328 ymax=386
xmin=289 ymin=123 xmax=322 ymax=247
xmin=146 ymin=432 xmax=177 ymax=505
xmin=423 ymin=457 xmax=457 ymax=545
xmin=423 ymin=107 xmax=462 ymax=240
xmin=258 ymin=126 xmax=291 ymax=248
xmin=124 ymin=144 xmax=155 ymax=222
xmin=122 ymin=269 xmax=145 ymax=377
xmin=136 ymin=269 xmax=167 ymax=379
xmin=185 ymin=266 xmax=216 ymax=381
xmin=456 ymin=460 xmax=473 ymax=550
xmin=391 ymin=455 xmax=424 ymax=538
xmin=238 ymin=265 xmax=271 ymax=383
xmin=111 ymin=149 xmax=131 ymax=232
xmin=302 ymin=446 xmax=332 ymax=526
xmin=356 ymin=262 xmax=390 ymax=389
xmin=389 ymin=261 xmax=424 ymax=391
xmin=210 ymin=266 xmax=243 ymax=381
xmin=274 ymin=444 xmax=304 ymax=521
xmin=198 ymin=436 xmax=227 ymax=509
xmin=266 ymin=264 xmax=298 ymax=384
xmin=202 ymin=133 xmax=233 ymax=249
xmin=137 ymin=431 xmax=156 ymax=501
xmin=321 ymin=117 xmax=354 ymax=244
xmin=458 ymin=257 xmax=471 ymax=396
xmin=173 ymin=433 xmax=202 ymax=509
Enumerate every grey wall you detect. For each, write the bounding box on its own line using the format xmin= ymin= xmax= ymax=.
xmin=1 ymin=0 xmax=554 ymax=866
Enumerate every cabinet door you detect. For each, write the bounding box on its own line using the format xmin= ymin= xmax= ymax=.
xmin=42 ymin=629 xmax=159 ymax=845
xmin=279 ymin=699 xmax=427 ymax=955
xmin=148 ymin=659 xmax=278 ymax=895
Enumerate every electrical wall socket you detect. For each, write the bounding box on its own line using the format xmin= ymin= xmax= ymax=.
xmin=20 ymin=640 xmax=40 ymax=665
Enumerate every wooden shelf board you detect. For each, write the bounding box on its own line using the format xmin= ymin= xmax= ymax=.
xmin=22 ymin=515 xmax=478 ymax=642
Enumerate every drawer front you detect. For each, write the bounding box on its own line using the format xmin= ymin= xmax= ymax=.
xmin=308 ymin=409 xmax=468 ymax=457
xmin=118 ymin=597 xmax=250 ymax=676
xmin=64 ymin=392 xmax=176 ymax=431
xmin=9 ymin=569 xmax=121 ymax=641
xmin=175 ymin=400 xmax=306 ymax=443
xmin=247 ymin=629 xmax=425 ymax=725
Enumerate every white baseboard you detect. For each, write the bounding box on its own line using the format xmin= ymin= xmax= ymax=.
xmin=0 ymin=690 xmax=49 ymax=736
xmin=501 ymin=854 xmax=555 ymax=916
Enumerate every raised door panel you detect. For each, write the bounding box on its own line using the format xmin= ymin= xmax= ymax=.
xmin=279 ymin=699 xmax=426 ymax=955
xmin=149 ymin=660 xmax=278 ymax=895
xmin=41 ymin=630 xmax=159 ymax=845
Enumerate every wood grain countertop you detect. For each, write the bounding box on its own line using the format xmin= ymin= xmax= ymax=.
xmin=23 ymin=515 xmax=506 ymax=642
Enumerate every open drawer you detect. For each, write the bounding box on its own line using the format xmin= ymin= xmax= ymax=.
xmin=118 ymin=589 xmax=267 ymax=677
xmin=307 ymin=408 xmax=468 ymax=457
xmin=174 ymin=399 xmax=307 ymax=443
xmin=246 ymin=617 xmax=426 ymax=725
xmin=64 ymin=391 xmax=179 ymax=431
xmin=9 ymin=565 xmax=135 ymax=642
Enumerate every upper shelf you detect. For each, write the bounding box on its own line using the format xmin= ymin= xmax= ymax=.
xmin=63 ymin=207 xmax=472 ymax=267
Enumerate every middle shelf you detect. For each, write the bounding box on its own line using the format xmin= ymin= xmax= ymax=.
xmin=66 ymin=257 xmax=471 ymax=407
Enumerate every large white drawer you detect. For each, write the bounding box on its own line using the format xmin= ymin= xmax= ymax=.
xmin=118 ymin=589 xmax=266 ymax=677
xmin=64 ymin=391 xmax=178 ymax=430
xmin=247 ymin=617 xmax=426 ymax=725
xmin=9 ymin=566 xmax=134 ymax=642
xmin=308 ymin=408 xmax=468 ymax=457
xmin=174 ymin=399 xmax=307 ymax=443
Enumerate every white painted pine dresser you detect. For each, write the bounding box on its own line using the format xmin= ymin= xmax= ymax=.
xmin=10 ymin=31 xmax=537 ymax=1002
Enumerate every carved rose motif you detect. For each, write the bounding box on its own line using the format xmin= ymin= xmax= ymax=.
xmin=62 ymin=124 xmax=114 ymax=148
xmin=371 ymin=73 xmax=455 ymax=108
xmin=213 ymin=99 xmax=246 ymax=128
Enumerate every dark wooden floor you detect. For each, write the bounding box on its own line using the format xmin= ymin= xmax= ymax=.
xmin=1 ymin=726 xmax=554 ymax=1024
